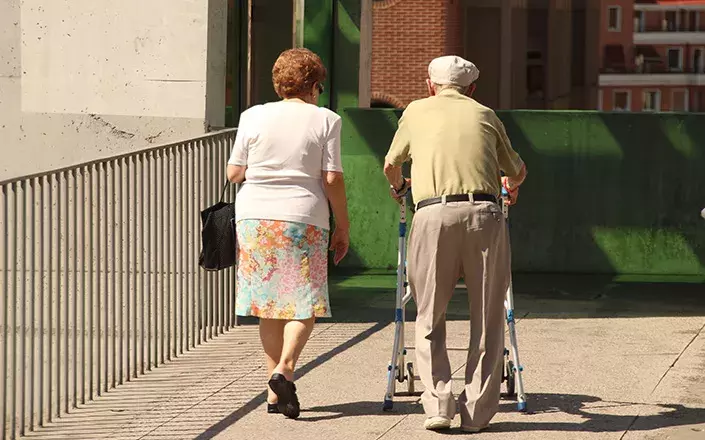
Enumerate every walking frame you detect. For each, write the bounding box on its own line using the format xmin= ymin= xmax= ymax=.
xmin=382 ymin=188 xmax=527 ymax=412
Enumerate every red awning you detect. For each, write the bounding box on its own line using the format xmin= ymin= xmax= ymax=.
xmin=635 ymin=45 xmax=661 ymax=60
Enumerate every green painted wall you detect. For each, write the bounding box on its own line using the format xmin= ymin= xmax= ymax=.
xmin=339 ymin=109 xmax=705 ymax=276
xmin=332 ymin=0 xmax=360 ymax=111
xmin=303 ymin=0 xmax=360 ymax=112
xmin=304 ymin=0 xmax=334 ymax=108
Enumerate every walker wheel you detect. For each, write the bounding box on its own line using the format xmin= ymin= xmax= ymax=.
xmin=406 ymin=362 xmax=415 ymax=394
xmin=506 ymin=360 xmax=516 ymax=397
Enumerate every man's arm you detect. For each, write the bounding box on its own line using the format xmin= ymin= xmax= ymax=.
xmin=383 ymin=163 xmax=405 ymax=191
xmin=494 ymin=114 xmax=527 ymax=203
xmin=383 ymin=110 xmax=412 ymax=194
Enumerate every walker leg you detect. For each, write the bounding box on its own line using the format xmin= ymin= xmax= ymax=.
xmin=505 ymin=279 xmax=527 ymax=412
xmin=500 ymin=193 xmax=527 ymax=412
xmin=383 ymin=200 xmax=409 ymax=411
xmin=383 ymin=320 xmax=402 ymax=410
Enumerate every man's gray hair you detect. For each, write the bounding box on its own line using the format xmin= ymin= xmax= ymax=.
xmin=433 ymin=83 xmax=468 ymax=94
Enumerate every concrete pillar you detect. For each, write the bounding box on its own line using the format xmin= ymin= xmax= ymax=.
xmin=205 ymin=0 xmax=228 ymax=128
xmin=499 ymin=0 xmax=513 ymax=109
xmin=583 ymin=0 xmax=600 ymax=110
xmin=546 ymin=0 xmax=572 ymax=109
xmin=358 ymin=0 xmax=372 ymax=108
xmin=511 ymin=0 xmax=528 ymax=108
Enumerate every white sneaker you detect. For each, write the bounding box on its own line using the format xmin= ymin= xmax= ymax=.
xmin=424 ymin=416 xmax=452 ymax=430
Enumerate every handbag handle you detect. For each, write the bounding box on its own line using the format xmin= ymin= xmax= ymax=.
xmin=219 ymin=180 xmax=229 ymax=203
xmin=219 ymin=180 xmax=242 ymax=203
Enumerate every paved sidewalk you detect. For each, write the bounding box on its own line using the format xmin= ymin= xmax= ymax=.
xmin=24 ymin=275 xmax=705 ymax=440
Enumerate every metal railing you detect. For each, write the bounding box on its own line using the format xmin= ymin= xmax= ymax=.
xmin=634 ymin=24 xmax=703 ymax=33
xmin=0 ymin=129 xmax=238 ymax=439
xmin=600 ymin=65 xmax=705 ymax=74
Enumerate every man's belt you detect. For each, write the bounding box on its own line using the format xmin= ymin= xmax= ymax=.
xmin=415 ymin=193 xmax=497 ymax=210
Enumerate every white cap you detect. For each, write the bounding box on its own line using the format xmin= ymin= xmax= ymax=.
xmin=428 ymin=55 xmax=479 ymax=87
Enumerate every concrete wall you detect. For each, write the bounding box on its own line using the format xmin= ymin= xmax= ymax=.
xmin=0 ymin=0 xmax=228 ymax=181
xmin=338 ymin=108 xmax=705 ymax=276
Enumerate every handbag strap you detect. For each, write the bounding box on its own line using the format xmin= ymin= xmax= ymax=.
xmin=219 ymin=180 xmax=229 ymax=202
xmin=219 ymin=180 xmax=242 ymax=203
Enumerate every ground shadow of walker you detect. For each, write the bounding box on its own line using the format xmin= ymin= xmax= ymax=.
xmin=299 ymin=393 xmax=705 ymax=434
xmin=491 ymin=392 xmax=705 ymax=434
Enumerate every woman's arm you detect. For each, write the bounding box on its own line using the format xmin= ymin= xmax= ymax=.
xmin=322 ymin=171 xmax=349 ymax=230
xmin=227 ymin=164 xmax=246 ymax=184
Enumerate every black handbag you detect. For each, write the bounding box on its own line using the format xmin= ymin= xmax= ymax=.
xmin=198 ymin=181 xmax=237 ymax=271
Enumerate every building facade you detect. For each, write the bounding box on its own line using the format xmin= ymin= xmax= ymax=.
xmin=598 ymin=0 xmax=705 ymax=112
xmin=371 ymin=0 xmax=601 ymax=110
xmin=371 ymin=0 xmax=705 ymax=112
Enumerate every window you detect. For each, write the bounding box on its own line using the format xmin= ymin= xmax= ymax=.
xmin=688 ymin=10 xmax=699 ymax=31
xmin=693 ymin=91 xmax=702 ymax=112
xmin=634 ymin=11 xmax=645 ymax=32
xmin=672 ymin=89 xmax=688 ymax=112
xmin=667 ymin=48 xmax=683 ymax=72
xmin=680 ymin=10 xmax=689 ymax=31
xmin=608 ymin=6 xmax=622 ymax=31
xmin=665 ymin=11 xmax=677 ymax=31
xmin=694 ymin=49 xmax=704 ymax=74
xmin=643 ymin=90 xmax=661 ymax=112
xmin=613 ymin=90 xmax=630 ymax=111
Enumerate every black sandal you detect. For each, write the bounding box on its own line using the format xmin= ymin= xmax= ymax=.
xmin=268 ymin=373 xmax=300 ymax=419
xmin=267 ymin=403 xmax=280 ymax=414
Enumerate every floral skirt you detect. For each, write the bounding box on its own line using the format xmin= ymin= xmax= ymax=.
xmin=235 ymin=219 xmax=331 ymax=320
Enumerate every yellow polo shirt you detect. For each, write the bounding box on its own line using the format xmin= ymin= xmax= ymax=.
xmin=385 ymin=89 xmax=524 ymax=203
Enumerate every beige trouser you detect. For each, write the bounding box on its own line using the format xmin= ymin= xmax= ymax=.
xmin=407 ymin=200 xmax=510 ymax=429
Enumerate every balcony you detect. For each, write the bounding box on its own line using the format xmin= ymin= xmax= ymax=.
xmin=599 ymin=67 xmax=705 ymax=86
xmin=600 ymin=42 xmax=705 ymax=86
xmin=601 ymin=65 xmax=705 ymax=74
xmin=634 ymin=19 xmax=705 ymax=44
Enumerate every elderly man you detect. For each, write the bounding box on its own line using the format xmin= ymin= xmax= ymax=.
xmin=383 ymin=55 xmax=527 ymax=432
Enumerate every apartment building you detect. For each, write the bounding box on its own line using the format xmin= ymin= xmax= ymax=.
xmin=371 ymin=0 xmax=601 ymax=110
xmin=598 ymin=0 xmax=705 ymax=112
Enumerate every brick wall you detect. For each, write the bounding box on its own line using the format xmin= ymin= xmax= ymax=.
xmin=599 ymin=0 xmax=636 ymax=67
xmin=371 ymin=0 xmax=464 ymax=108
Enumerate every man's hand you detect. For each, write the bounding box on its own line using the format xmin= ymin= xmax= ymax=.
xmin=501 ymin=176 xmax=520 ymax=206
xmin=389 ymin=178 xmax=411 ymax=204
xmin=329 ymin=226 xmax=350 ymax=265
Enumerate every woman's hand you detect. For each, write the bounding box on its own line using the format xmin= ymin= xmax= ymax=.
xmin=329 ymin=226 xmax=350 ymax=265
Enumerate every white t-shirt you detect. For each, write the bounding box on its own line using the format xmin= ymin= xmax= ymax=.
xmin=228 ymin=100 xmax=343 ymax=230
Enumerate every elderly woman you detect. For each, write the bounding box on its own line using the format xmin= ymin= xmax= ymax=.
xmin=226 ymin=48 xmax=350 ymax=419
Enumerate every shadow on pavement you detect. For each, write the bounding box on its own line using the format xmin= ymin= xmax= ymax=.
xmin=298 ymin=394 xmax=705 ymax=435
xmin=195 ymin=322 xmax=388 ymax=439
xmin=300 ymin=401 xmax=421 ymax=422
xmin=491 ymin=393 xmax=705 ymax=434
xmin=198 ymin=273 xmax=704 ymax=438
